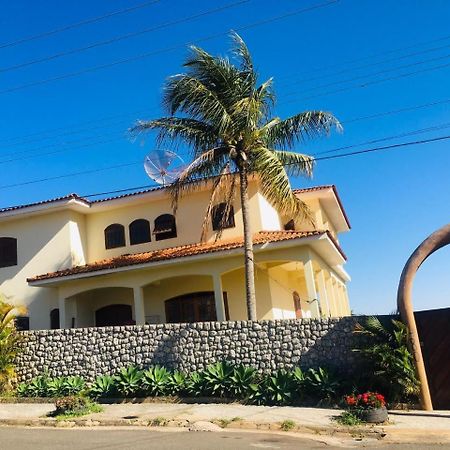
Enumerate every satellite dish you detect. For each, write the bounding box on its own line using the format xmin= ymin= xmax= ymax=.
xmin=144 ymin=149 xmax=186 ymax=186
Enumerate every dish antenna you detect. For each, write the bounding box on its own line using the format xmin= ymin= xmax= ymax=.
xmin=144 ymin=149 xmax=186 ymax=186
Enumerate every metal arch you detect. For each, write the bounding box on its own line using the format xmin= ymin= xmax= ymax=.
xmin=397 ymin=223 xmax=450 ymax=411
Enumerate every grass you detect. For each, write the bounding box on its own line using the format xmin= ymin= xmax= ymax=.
xmin=215 ymin=417 xmax=243 ymax=428
xmin=280 ymin=419 xmax=296 ymax=431
xmin=54 ymin=401 xmax=103 ymax=421
xmin=333 ymin=411 xmax=363 ymax=426
xmin=149 ymin=416 xmax=167 ymax=427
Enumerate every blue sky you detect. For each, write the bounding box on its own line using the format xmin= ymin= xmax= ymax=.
xmin=1 ymin=0 xmax=449 ymax=314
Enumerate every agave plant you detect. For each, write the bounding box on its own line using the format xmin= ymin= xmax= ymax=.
xmin=62 ymin=376 xmax=86 ymax=396
xmin=202 ymin=361 xmax=234 ymax=398
xmin=26 ymin=375 xmax=50 ymax=397
xmin=47 ymin=377 xmax=67 ymax=397
xmin=304 ymin=367 xmax=340 ymax=401
xmin=16 ymin=382 xmax=30 ymax=397
xmin=167 ymin=370 xmax=187 ymax=396
xmin=142 ymin=366 xmax=171 ymax=396
xmin=229 ymin=365 xmax=258 ymax=399
xmin=186 ymin=372 xmax=205 ymax=397
xmin=260 ymin=369 xmax=296 ymax=406
xmin=115 ymin=366 xmax=143 ymax=397
xmin=89 ymin=375 xmax=116 ymax=399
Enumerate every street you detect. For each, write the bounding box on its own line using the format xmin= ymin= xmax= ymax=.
xmin=0 ymin=427 xmax=449 ymax=450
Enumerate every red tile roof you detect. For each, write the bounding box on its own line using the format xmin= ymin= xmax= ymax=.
xmin=27 ymin=230 xmax=344 ymax=283
xmin=0 ymin=193 xmax=88 ymax=213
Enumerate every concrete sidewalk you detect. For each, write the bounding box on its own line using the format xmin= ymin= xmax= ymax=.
xmin=0 ymin=402 xmax=449 ymax=442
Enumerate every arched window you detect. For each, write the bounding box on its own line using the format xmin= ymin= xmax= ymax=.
xmin=104 ymin=224 xmax=125 ymax=249
xmin=129 ymin=219 xmax=151 ymax=245
xmin=212 ymin=203 xmax=235 ymax=231
xmin=0 ymin=237 xmax=17 ymax=268
xmin=284 ymin=219 xmax=295 ymax=231
xmin=154 ymin=214 xmax=177 ymax=241
xmin=50 ymin=308 xmax=60 ymax=329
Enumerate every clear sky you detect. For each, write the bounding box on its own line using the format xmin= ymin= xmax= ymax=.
xmin=0 ymin=0 xmax=449 ymax=315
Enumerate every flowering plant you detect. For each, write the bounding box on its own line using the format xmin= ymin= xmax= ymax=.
xmin=344 ymin=392 xmax=386 ymax=410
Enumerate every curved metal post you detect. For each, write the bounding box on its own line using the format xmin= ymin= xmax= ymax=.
xmin=397 ymin=223 xmax=450 ymax=411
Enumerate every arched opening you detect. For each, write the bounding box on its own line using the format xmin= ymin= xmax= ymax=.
xmin=95 ymin=304 xmax=133 ymax=327
xmin=50 ymin=308 xmax=60 ymax=329
xmin=104 ymin=224 xmax=125 ymax=249
xmin=212 ymin=203 xmax=235 ymax=231
xmin=154 ymin=214 xmax=177 ymax=241
xmin=129 ymin=219 xmax=151 ymax=245
xmin=165 ymin=291 xmax=217 ymax=323
xmin=0 ymin=237 xmax=17 ymax=267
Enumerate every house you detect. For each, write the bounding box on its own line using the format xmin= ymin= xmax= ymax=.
xmin=0 ymin=178 xmax=351 ymax=330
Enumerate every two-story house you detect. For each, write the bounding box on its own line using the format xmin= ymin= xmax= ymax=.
xmin=0 ymin=179 xmax=351 ymax=330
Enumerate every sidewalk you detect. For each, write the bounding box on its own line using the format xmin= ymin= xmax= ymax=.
xmin=0 ymin=402 xmax=449 ymax=443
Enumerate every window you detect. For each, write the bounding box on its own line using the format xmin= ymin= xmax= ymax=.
xmin=0 ymin=237 xmax=17 ymax=268
xmin=129 ymin=219 xmax=151 ymax=245
xmin=15 ymin=316 xmax=29 ymax=331
xmin=153 ymin=214 xmax=177 ymax=241
xmin=104 ymin=224 xmax=125 ymax=249
xmin=50 ymin=308 xmax=60 ymax=329
xmin=212 ymin=203 xmax=235 ymax=231
xmin=284 ymin=219 xmax=295 ymax=231
xmin=165 ymin=292 xmax=217 ymax=323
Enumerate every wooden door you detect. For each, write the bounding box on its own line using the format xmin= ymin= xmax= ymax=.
xmin=95 ymin=304 xmax=133 ymax=327
xmin=165 ymin=292 xmax=217 ymax=323
xmin=415 ymin=307 xmax=450 ymax=409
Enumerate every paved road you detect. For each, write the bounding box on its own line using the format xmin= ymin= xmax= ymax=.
xmin=0 ymin=427 xmax=449 ymax=450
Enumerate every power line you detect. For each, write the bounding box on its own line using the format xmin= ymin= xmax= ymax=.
xmin=0 ymin=1 xmax=339 ymax=96
xmin=0 ymin=0 xmax=250 ymax=74
xmin=282 ymin=51 xmax=450 ymax=98
xmin=0 ymin=0 xmax=162 ymax=50
xmin=0 ymin=133 xmax=447 ymax=191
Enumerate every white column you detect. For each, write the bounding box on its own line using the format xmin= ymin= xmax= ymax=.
xmin=326 ymin=277 xmax=337 ymax=317
xmin=317 ymin=270 xmax=330 ymax=317
xmin=343 ymin=285 xmax=351 ymax=315
xmin=133 ymin=286 xmax=146 ymax=325
xmin=58 ymin=297 xmax=66 ymax=329
xmin=303 ymin=258 xmax=320 ymax=318
xmin=212 ymin=273 xmax=226 ymax=321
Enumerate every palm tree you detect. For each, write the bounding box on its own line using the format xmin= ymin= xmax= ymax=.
xmin=131 ymin=32 xmax=341 ymax=321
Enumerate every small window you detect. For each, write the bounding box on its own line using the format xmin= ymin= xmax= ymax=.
xmin=0 ymin=237 xmax=17 ymax=268
xmin=15 ymin=316 xmax=29 ymax=331
xmin=212 ymin=203 xmax=235 ymax=231
xmin=129 ymin=219 xmax=151 ymax=245
xmin=104 ymin=224 xmax=125 ymax=249
xmin=154 ymin=214 xmax=177 ymax=241
xmin=284 ymin=219 xmax=295 ymax=231
xmin=50 ymin=308 xmax=60 ymax=329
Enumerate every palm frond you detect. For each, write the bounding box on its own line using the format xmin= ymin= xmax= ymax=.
xmin=130 ymin=117 xmax=219 ymax=156
xmin=250 ymin=147 xmax=313 ymax=221
xmin=265 ymin=111 xmax=342 ymax=149
xmin=272 ymin=150 xmax=315 ymax=178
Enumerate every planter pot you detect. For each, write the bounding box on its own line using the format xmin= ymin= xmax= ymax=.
xmin=361 ymin=407 xmax=388 ymax=423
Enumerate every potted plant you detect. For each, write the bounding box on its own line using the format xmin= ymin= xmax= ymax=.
xmin=345 ymin=392 xmax=388 ymax=423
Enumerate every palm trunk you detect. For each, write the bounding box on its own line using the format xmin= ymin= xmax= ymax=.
xmin=239 ymin=165 xmax=257 ymax=321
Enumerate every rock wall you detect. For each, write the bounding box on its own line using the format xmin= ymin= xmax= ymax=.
xmin=16 ymin=317 xmax=365 ymax=381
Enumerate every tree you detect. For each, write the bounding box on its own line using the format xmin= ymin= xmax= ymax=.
xmin=131 ymin=32 xmax=341 ymax=320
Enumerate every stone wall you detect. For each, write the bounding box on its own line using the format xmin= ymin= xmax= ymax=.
xmin=16 ymin=317 xmax=365 ymax=382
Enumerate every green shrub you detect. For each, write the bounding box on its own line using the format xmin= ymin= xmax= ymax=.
xmin=115 ymin=366 xmax=143 ymax=397
xmin=280 ymin=419 xmax=296 ymax=431
xmin=47 ymin=377 xmax=67 ymax=397
xmin=16 ymin=382 xmax=30 ymax=397
xmin=202 ymin=361 xmax=234 ymax=398
xmin=89 ymin=375 xmax=116 ymax=399
xmin=333 ymin=411 xmax=362 ymax=426
xmin=167 ymin=370 xmax=187 ymax=396
xmin=229 ymin=365 xmax=258 ymax=399
xmin=354 ymin=316 xmax=420 ymax=402
xmin=55 ymin=395 xmax=89 ymax=415
xmin=62 ymin=376 xmax=85 ymax=396
xmin=26 ymin=375 xmax=50 ymax=397
xmin=304 ymin=367 xmax=340 ymax=401
xmin=260 ymin=369 xmax=296 ymax=406
xmin=0 ymin=301 xmax=25 ymax=393
xmin=142 ymin=366 xmax=171 ymax=396
xmin=186 ymin=372 xmax=205 ymax=397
